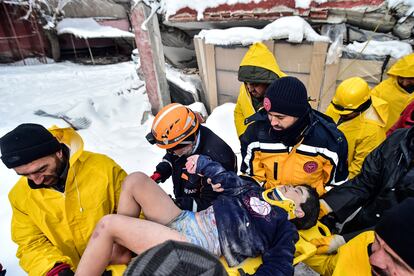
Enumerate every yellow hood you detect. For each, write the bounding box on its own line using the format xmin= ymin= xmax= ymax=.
xmin=49 ymin=126 xmax=84 ymax=165
xmin=387 ymin=53 xmax=414 ymax=78
xmin=240 ymin=42 xmax=286 ymax=78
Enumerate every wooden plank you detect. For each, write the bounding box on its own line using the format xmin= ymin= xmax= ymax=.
xmin=307 ymin=42 xmax=328 ymax=109
xmin=194 ymin=37 xmax=209 ymax=105
xmin=319 ymin=62 xmax=340 ymax=112
xmin=274 ymin=42 xmax=314 ymax=73
xmin=215 ymin=45 xmax=247 ymax=71
xmin=217 ymin=69 xmax=240 ymax=101
xmin=205 ymin=43 xmax=218 ymax=111
xmin=336 ymin=58 xmax=396 ymax=84
xmin=263 ymin=40 xmax=274 ymax=53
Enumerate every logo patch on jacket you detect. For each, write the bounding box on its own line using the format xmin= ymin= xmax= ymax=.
xmin=249 ymin=197 xmax=271 ymax=216
xmin=303 ymin=161 xmax=318 ymax=173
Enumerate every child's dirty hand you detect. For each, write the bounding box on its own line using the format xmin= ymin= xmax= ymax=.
xmin=186 ymin=155 xmax=199 ymax=174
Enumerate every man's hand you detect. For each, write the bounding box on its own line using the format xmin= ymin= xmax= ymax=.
xmin=207 ymin=178 xmax=224 ymax=193
xmin=310 ymin=234 xmax=345 ymax=254
xmin=152 ymin=161 xmax=173 ymax=183
xmin=186 ymin=155 xmax=199 ymax=174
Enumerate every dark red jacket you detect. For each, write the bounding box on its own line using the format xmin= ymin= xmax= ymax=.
xmin=387 ymin=100 xmax=414 ymax=136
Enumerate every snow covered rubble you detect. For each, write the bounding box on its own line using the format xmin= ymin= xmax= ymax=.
xmin=0 ymin=60 xmax=240 ymax=275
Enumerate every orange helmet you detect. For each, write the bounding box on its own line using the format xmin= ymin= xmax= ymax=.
xmin=149 ymin=103 xmax=199 ymax=149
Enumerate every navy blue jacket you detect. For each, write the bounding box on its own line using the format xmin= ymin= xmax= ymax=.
xmin=196 ymin=155 xmax=298 ymax=276
xmin=155 ymin=125 xmax=237 ymax=211
xmin=240 ymin=109 xmax=348 ymax=195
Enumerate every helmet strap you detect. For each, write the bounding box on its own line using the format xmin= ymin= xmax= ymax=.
xmin=190 ymin=132 xmax=200 ymax=155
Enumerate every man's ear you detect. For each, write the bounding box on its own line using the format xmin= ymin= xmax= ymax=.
xmin=56 ymin=150 xmax=63 ymax=160
xmin=295 ymin=207 xmax=305 ymax=219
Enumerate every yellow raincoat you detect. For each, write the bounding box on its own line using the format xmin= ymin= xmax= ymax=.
xmin=8 ymin=126 xmax=127 ymax=275
xmin=319 ymin=231 xmax=374 ymax=276
xmin=326 ymin=96 xmax=388 ymax=178
xmin=371 ymin=53 xmax=414 ymax=130
xmin=234 ymin=43 xmax=286 ymax=136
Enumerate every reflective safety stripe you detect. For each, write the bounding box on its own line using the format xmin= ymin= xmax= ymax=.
xmin=152 ymin=103 xmax=181 ymax=130
xmin=243 ymin=142 xmax=340 ymax=184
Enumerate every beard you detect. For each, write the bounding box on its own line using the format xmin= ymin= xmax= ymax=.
xmin=42 ymin=155 xmax=65 ymax=186
xmin=398 ymin=82 xmax=414 ymax=94
xmin=270 ymin=111 xmax=310 ymax=146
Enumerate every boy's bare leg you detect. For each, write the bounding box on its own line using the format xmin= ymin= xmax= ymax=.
xmin=75 ymin=214 xmax=187 ymax=276
xmin=109 ymin=171 xmax=182 ymax=264
xmin=117 ymin=171 xmax=180 ymax=223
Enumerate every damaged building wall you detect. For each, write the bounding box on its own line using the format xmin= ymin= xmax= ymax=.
xmin=194 ymin=38 xmax=397 ymax=113
xmin=151 ymin=0 xmax=413 ymax=112
xmin=48 ymin=0 xmax=128 ymax=19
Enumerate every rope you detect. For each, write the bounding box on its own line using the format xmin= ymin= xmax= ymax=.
xmin=318 ymin=5 xmax=393 ymax=106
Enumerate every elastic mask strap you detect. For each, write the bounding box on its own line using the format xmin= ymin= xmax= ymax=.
xmin=262 ymin=189 xmax=296 ymax=220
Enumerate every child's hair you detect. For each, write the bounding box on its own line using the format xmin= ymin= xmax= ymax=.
xmin=290 ymin=185 xmax=320 ymax=230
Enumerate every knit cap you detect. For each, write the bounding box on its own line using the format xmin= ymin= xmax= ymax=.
xmin=375 ymin=198 xmax=414 ymax=269
xmin=124 ymin=240 xmax=228 ymax=276
xmin=263 ymin=76 xmax=310 ymax=117
xmin=0 ymin=123 xmax=61 ymax=168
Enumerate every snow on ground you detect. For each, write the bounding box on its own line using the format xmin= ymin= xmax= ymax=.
xmin=197 ymin=16 xmax=330 ymax=45
xmin=0 ymin=60 xmax=241 ymax=275
xmin=0 ymin=61 xmax=156 ymax=275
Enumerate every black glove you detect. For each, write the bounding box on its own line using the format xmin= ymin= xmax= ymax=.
xmin=320 ymin=213 xmax=340 ymax=234
xmin=154 ymin=161 xmax=172 ymax=183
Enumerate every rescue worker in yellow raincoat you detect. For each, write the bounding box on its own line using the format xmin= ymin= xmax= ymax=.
xmin=310 ymin=198 xmax=414 ymax=276
xmin=326 ymin=77 xmax=388 ymax=178
xmin=0 ymin=124 xmax=127 ymax=276
xmin=371 ymin=53 xmax=414 ymax=130
xmin=234 ymin=42 xmax=286 ymax=137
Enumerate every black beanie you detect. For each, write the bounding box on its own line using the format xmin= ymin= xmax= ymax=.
xmin=0 ymin=123 xmax=61 ymax=169
xmin=375 ymin=198 xmax=414 ymax=269
xmin=124 ymin=240 xmax=228 ymax=276
xmin=263 ymin=76 xmax=310 ymax=117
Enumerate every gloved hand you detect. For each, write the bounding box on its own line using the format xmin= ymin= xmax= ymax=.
xmin=150 ymin=172 xmax=162 ymax=183
xmin=153 ymin=161 xmax=172 ymax=183
xmin=46 ymin=263 xmax=74 ymax=276
xmin=310 ymin=234 xmax=345 ymax=254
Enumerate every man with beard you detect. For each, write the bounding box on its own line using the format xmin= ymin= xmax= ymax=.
xmin=0 ymin=124 xmax=127 ymax=276
xmin=146 ymin=103 xmax=237 ymax=212
xmin=311 ymin=198 xmax=414 ymax=276
xmin=240 ymin=76 xmax=348 ymax=196
xmin=234 ymin=42 xmax=286 ymax=137
xmin=372 ymin=53 xmax=414 ymax=131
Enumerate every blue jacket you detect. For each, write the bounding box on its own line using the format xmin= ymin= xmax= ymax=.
xmin=196 ymin=155 xmax=298 ymax=276
xmin=240 ymin=109 xmax=348 ymax=195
